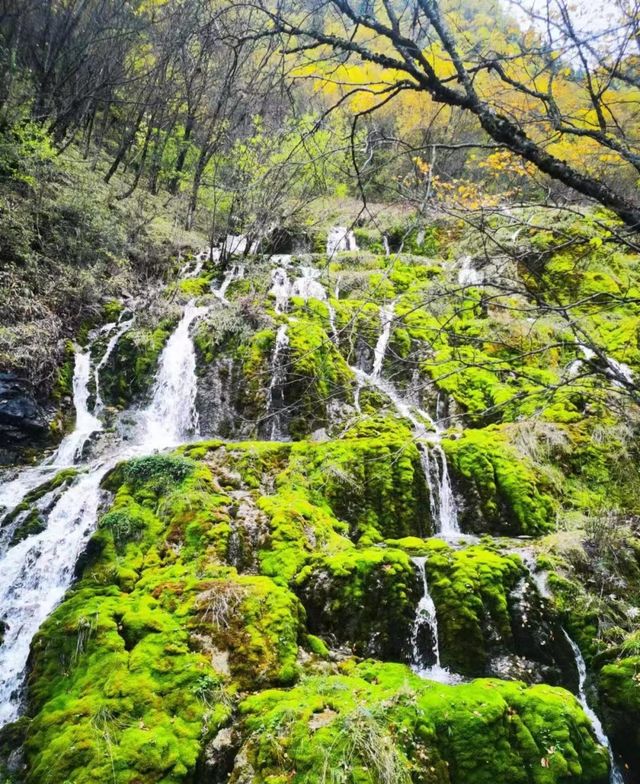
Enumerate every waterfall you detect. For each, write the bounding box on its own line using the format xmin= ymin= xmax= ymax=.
xmin=0 ymin=292 xmax=210 ymax=726
xmin=291 ymin=266 xmax=326 ymax=301
xmin=349 ymin=303 xmax=460 ymax=536
xmin=563 ymin=631 xmax=624 ymax=784
xmin=269 ymin=267 xmax=291 ymax=315
xmin=141 ymin=300 xmax=208 ymax=449
xmin=182 ymin=247 xmax=220 ymax=278
xmin=328 ymin=303 xmax=338 ymax=344
xmin=50 ymin=350 xmax=103 ymax=467
xmin=517 ymin=553 xmax=623 ymax=783
xmin=577 ymin=344 xmax=634 ymax=387
xmin=0 ymin=342 xmax=108 ymax=526
xmin=383 ymin=235 xmax=390 ymax=256
xmin=93 ymin=316 xmax=134 ymax=413
xmin=213 ymin=264 xmax=244 ymax=304
xmin=327 ymin=226 xmax=358 ymax=256
xmin=410 ymin=556 xmax=459 ymax=683
xmin=266 ymin=325 xmax=289 ymax=441
xmin=372 ymin=303 xmax=395 ymax=379
xmin=457 ymin=256 xmax=484 ymax=286
xmin=0 ymin=468 xmax=107 ymax=725
xmin=328 ymin=276 xmax=340 ymax=343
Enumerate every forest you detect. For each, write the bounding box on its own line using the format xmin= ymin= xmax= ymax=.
xmin=0 ymin=0 xmax=639 ymax=782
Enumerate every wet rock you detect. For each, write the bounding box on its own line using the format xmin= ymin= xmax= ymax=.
xmin=197 ymin=726 xmax=240 ymax=784
xmin=0 ymin=373 xmax=48 ymax=451
xmin=196 ymin=357 xmax=257 ymax=440
xmin=507 ymin=575 xmax=577 ymax=688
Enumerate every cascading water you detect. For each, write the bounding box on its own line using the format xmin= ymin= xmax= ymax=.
xmin=94 ymin=316 xmax=135 ymax=413
xmin=517 ymin=553 xmax=623 ymax=782
xmin=269 ymin=267 xmax=291 ymax=314
xmin=50 ymin=350 xmax=103 ymax=467
xmin=0 ymin=292 xmax=209 ymax=726
xmin=457 ymin=256 xmax=484 ymax=287
xmin=213 ymin=264 xmax=244 ymax=304
xmin=0 ymin=335 xmax=113 ymax=522
xmin=266 ymin=325 xmax=290 ymax=441
xmin=141 ymin=300 xmax=208 ymax=449
xmin=0 ymin=468 xmax=106 ymax=725
xmin=563 ymin=631 xmax=624 ymax=784
xmin=410 ymin=556 xmax=459 ymax=683
xmin=372 ymin=302 xmax=395 ymax=379
xmin=291 ymin=266 xmax=326 ymax=301
xmin=327 ymin=226 xmax=358 ymax=256
xmin=349 ymin=302 xmax=460 ymax=535
xmin=577 ymin=344 xmax=634 ymax=387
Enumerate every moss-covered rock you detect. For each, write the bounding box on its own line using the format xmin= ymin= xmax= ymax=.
xmin=443 ymin=427 xmax=556 ymax=535
xmin=234 ymin=661 xmax=609 ymax=784
xmin=423 ymin=541 xmax=575 ymax=683
xmin=598 ymin=652 xmax=640 ymax=777
xmin=295 ymin=546 xmax=420 ymax=660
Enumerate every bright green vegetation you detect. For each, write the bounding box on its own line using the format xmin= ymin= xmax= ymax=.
xmin=5 ymin=209 xmax=640 ymax=784
xmin=237 ymin=662 xmax=608 ymax=784
xmin=98 ymin=319 xmax=179 ymax=408
xmin=442 ymin=428 xmax=555 ymax=535
xmin=12 ymin=433 xmax=626 ymax=783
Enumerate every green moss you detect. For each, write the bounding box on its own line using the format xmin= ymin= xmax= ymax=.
xmin=176 ymin=275 xmax=211 ymax=297
xmin=51 ymin=339 xmax=75 ymax=403
xmin=98 ymin=318 xmax=177 ymax=408
xmin=443 ymin=427 xmax=556 ymax=535
xmin=295 ymin=546 xmax=419 ymax=660
xmin=237 ymin=661 xmax=609 ymax=784
xmin=423 ymin=541 xmax=523 ymax=674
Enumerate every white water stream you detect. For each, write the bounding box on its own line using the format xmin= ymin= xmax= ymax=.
xmin=213 ymin=264 xmax=244 ymax=304
xmin=266 ymin=325 xmax=290 ymax=441
xmin=351 ymin=302 xmax=460 ymax=536
xmin=563 ymin=631 xmax=624 ymax=784
xmin=49 ymin=351 xmax=103 ymax=468
xmin=518 ymin=553 xmax=624 ymax=782
xmin=327 ymin=226 xmax=358 ymax=256
xmin=410 ymin=556 xmax=460 ymax=684
xmin=0 ymin=295 xmax=207 ymax=726
xmin=141 ymin=300 xmax=208 ymax=449
xmin=270 ymin=266 xmax=291 ymax=314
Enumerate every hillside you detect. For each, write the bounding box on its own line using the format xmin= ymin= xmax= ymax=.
xmin=1 ymin=0 xmax=640 ymax=780
xmin=0 ymin=209 xmax=639 ymax=783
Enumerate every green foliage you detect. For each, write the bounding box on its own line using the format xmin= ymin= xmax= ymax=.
xmin=238 ymin=662 xmax=609 ymax=784
xmin=0 ymin=121 xmax=55 ymax=187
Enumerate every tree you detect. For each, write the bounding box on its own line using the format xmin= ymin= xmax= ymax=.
xmin=250 ymin=0 xmax=640 ymax=230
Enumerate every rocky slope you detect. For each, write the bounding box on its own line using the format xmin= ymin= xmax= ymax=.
xmin=0 ymin=214 xmax=639 ymax=784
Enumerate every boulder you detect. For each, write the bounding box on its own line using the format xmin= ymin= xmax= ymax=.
xmin=0 ymin=373 xmax=48 ymax=443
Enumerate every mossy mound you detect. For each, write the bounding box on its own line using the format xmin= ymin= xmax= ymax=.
xmin=22 ymin=453 xmax=303 ymax=783
xmin=295 ymin=546 xmax=420 ymax=660
xmin=598 ymin=653 xmax=640 ymax=776
xmin=423 ymin=541 xmax=575 ymax=683
xmin=443 ymin=428 xmax=555 ymax=535
xmin=233 ymin=661 xmax=609 ymax=784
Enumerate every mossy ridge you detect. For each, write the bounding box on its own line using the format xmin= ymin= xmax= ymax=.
xmin=442 ymin=426 xmax=556 ymax=536
xmin=235 ymin=661 xmax=609 ymax=784
xmin=21 ymin=452 xmax=303 ymax=783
